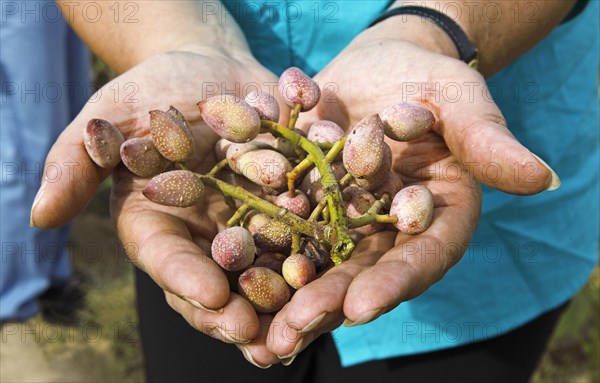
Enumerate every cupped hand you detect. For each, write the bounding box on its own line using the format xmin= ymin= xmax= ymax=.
xmin=30 ymin=48 xmax=282 ymax=345
xmin=241 ymin=35 xmax=558 ymax=366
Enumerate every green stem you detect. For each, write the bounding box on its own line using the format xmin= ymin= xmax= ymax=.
xmin=206 ymin=159 xmax=235 ymax=210
xmin=308 ymin=197 xmax=329 ymax=222
xmin=291 ymin=232 xmax=301 ymax=254
xmin=261 ymin=120 xmax=354 ymax=264
xmin=288 ymin=104 xmax=302 ymax=129
xmin=349 ymin=214 xmax=398 ymax=228
xmin=322 ymin=206 xmax=330 ymax=223
xmin=369 ymin=193 xmax=391 ymax=214
xmin=324 ymin=136 xmax=347 ymax=163
xmin=317 ymin=142 xmax=333 ymax=151
xmin=348 ymin=194 xmax=395 ymax=228
xmin=176 ymin=162 xmax=191 ymax=171
xmin=340 ymin=173 xmax=353 ymax=188
xmin=376 ymin=215 xmax=399 ymax=224
xmin=199 ymin=175 xmax=327 ymax=241
xmin=207 ymin=158 xmax=229 ymax=177
xmin=287 ymin=156 xmax=314 ymax=196
xmin=226 ymin=203 xmax=250 ymax=228
xmin=223 ymin=195 xmax=237 ymax=212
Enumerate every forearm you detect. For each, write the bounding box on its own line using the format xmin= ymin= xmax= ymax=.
xmin=373 ymin=0 xmax=577 ymax=76
xmin=58 ymin=0 xmax=251 ymax=73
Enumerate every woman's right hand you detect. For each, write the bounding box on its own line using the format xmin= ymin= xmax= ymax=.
xmin=30 ymin=47 xmax=282 ymax=345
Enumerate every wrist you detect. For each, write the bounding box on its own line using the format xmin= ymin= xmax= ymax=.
xmin=359 ymin=14 xmax=460 ymax=60
xmin=61 ymin=0 xmax=254 ymax=74
xmin=170 ymin=41 xmax=252 ymax=63
xmin=118 ymin=35 xmax=255 ymax=76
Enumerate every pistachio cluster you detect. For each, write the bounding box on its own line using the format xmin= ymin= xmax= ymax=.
xmin=83 ymin=67 xmax=436 ymax=314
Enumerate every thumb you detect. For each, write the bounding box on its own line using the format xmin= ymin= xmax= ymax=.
xmin=433 ymin=82 xmax=560 ymax=195
xmin=30 ymin=107 xmax=115 ymax=229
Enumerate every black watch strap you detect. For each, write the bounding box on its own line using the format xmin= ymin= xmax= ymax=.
xmin=561 ymin=0 xmax=589 ymax=24
xmin=369 ymin=6 xmax=479 ymax=69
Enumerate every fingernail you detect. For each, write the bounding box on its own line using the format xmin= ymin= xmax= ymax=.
xmin=181 ymin=295 xmax=224 ymax=314
xmin=236 ymin=345 xmax=272 ymax=369
xmin=532 ymin=154 xmax=561 ymax=191
xmin=342 ymin=308 xmax=384 ymax=327
xmin=298 ymin=312 xmax=326 ymax=334
xmin=281 ymin=354 xmax=297 ymax=366
xmin=30 ymin=180 xmax=48 ymax=227
xmin=214 ymin=326 xmax=251 ymax=344
xmin=277 ymin=337 xmax=304 ymax=359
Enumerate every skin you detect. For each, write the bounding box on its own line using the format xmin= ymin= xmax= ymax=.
xmin=32 ymin=0 xmax=574 ymax=367
xmin=243 ymin=2 xmax=574 ymax=365
xmin=32 ymin=1 xmax=284 ymax=345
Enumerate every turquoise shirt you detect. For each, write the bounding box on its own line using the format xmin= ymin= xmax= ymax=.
xmin=223 ymin=0 xmax=600 ymax=366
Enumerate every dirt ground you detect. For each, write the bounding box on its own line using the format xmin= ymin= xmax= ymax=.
xmin=1 ymin=186 xmax=598 ymax=383
xmin=1 ymin=187 xmax=143 ymax=383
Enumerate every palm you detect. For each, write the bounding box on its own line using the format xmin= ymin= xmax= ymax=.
xmin=35 ymin=50 xmax=282 ymax=344
xmin=263 ymin=115 xmax=481 ymax=363
xmin=245 ymin=40 xmax=548 ymax=365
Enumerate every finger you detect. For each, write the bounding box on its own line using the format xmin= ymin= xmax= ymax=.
xmin=236 ymin=315 xmax=280 ymax=369
xmin=120 ymin=209 xmax=230 ymax=311
xmin=29 ymin=97 xmax=140 ymax=229
xmin=430 ymin=71 xmax=559 ymax=195
xmin=165 ymin=292 xmax=259 ymax=343
xmin=343 ymin=178 xmax=480 ymax=325
xmin=30 ymin=111 xmax=107 ymax=228
xmin=266 ymin=232 xmax=396 ymax=360
xmin=113 ymin=180 xmax=230 ymax=311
